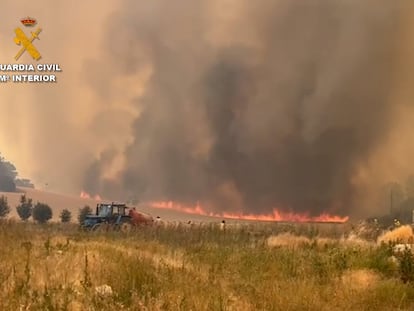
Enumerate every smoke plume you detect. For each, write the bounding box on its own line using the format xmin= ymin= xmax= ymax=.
xmin=81 ymin=0 xmax=409 ymax=216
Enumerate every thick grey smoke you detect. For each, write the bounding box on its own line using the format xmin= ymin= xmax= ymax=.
xmin=84 ymin=0 xmax=401 ymax=216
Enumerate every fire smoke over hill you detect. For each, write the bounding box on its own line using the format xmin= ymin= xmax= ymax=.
xmin=82 ymin=0 xmax=407 ymax=218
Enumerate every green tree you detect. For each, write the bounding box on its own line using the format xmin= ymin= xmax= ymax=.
xmin=78 ymin=205 xmax=92 ymax=224
xmin=0 ymin=195 xmax=10 ymax=218
xmin=60 ymin=209 xmax=72 ymax=223
xmin=32 ymin=202 xmax=52 ymax=224
xmin=16 ymin=194 xmax=33 ymax=221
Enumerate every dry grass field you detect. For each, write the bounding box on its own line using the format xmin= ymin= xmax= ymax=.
xmin=0 ymin=220 xmax=414 ymax=311
xmin=1 ymin=189 xmax=414 ymax=310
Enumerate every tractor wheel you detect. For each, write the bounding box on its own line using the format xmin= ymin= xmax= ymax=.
xmin=91 ymin=224 xmax=100 ymax=231
xmin=120 ymin=222 xmax=132 ymax=233
xmin=92 ymin=223 xmax=107 ymax=232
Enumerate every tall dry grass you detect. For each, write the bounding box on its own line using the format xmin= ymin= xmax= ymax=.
xmin=378 ymin=225 xmax=414 ymax=244
xmin=0 ymin=220 xmax=413 ymax=310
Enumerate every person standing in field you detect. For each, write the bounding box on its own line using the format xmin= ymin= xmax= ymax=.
xmin=154 ymin=216 xmax=163 ymax=226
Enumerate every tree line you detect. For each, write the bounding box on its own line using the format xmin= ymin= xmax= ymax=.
xmin=0 ymin=194 xmax=93 ymax=224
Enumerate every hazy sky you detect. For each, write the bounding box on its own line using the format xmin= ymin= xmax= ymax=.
xmin=1 ymin=1 xmax=414 ymax=217
xmin=0 ymin=1 xmax=134 ymax=192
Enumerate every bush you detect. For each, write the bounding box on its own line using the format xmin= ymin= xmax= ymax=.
xmin=78 ymin=205 xmax=93 ymax=224
xmin=32 ymin=203 xmax=52 ymax=224
xmin=16 ymin=195 xmax=33 ymax=221
xmin=0 ymin=195 xmax=10 ymax=218
xmin=397 ymin=247 xmax=414 ymax=283
xmin=60 ymin=209 xmax=72 ymax=223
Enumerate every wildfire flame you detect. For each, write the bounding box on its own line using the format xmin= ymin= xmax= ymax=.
xmin=80 ymin=190 xmax=102 ymax=201
xmin=149 ymin=201 xmax=349 ymax=223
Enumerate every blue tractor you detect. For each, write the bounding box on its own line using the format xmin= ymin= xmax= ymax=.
xmin=82 ymin=202 xmax=133 ymax=232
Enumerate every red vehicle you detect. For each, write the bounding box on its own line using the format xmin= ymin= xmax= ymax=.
xmin=128 ymin=207 xmax=154 ymax=226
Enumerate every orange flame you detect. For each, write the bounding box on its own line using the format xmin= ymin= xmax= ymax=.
xmin=149 ymin=201 xmax=349 ymax=223
xmin=80 ymin=190 xmax=102 ymax=201
xmin=80 ymin=191 xmax=90 ymax=199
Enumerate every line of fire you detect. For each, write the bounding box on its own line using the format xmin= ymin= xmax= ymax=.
xmin=79 ymin=191 xmax=349 ymax=224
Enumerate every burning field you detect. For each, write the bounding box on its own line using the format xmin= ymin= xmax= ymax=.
xmin=75 ymin=0 xmax=414 ymax=223
xmin=0 ymin=188 xmax=349 ymax=224
xmin=0 ymin=189 xmax=414 ymax=310
xmin=148 ymin=200 xmax=349 ymax=223
xmin=0 ymin=0 xmax=414 ymax=230
xmin=77 ymin=189 xmax=349 ymax=223
xmin=3 ymin=0 xmax=414 ymax=309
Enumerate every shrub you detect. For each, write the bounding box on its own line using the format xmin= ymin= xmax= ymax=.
xmin=60 ymin=209 xmax=72 ymax=223
xmin=78 ymin=205 xmax=93 ymax=224
xmin=16 ymin=195 xmax=33 ymax=221
xmin=0 ymin=195 xmax=10 ymax=218
xmin=397 ymin=247 xmax=414 ymax=283
xmin=32 ymin=202 xmax=52 ymax=224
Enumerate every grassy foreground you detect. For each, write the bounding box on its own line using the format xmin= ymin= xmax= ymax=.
xmin=0 ymin=221 xmax=413 ymax=310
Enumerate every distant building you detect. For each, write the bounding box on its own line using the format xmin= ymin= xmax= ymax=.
xmin=15 ymin=178 xmax=35 ymax=188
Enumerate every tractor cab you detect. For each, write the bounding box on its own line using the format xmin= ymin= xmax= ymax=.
xmin=97 ymin=203 xmax=111 ymax=217
xmin=82 ymin=202 xmax=132 ymax=231
xmin=96 ymin=203 xmax=128 ymax=217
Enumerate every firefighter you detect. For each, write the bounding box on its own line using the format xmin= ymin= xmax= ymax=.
xmin=394 ymin=218 xmax=401 ymax=228
xmin=154 ymin=216 xmax=162 ymax=226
